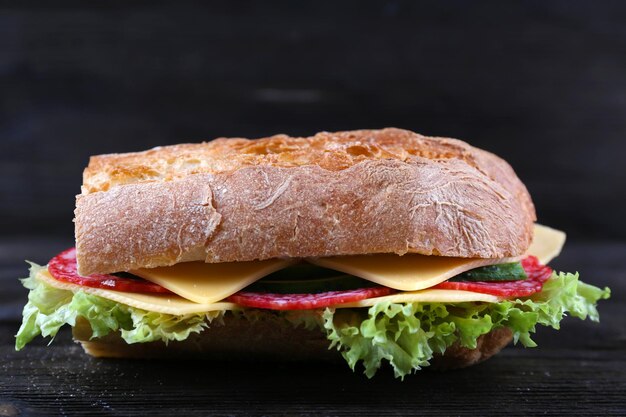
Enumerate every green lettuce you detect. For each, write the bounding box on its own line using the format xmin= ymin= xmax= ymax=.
xmin=323 ymin=271 xmax=610 ymax=378
xmin=16 ymin=263 xmax=609 ymax=380
xmin=15 ymin=263 xmax=223 ymax=350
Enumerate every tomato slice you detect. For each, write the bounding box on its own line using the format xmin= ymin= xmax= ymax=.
xmin=434 ymin=256 xmax=552 ymax=297
xmin=47 ymin=248 xmax=172 ymax=294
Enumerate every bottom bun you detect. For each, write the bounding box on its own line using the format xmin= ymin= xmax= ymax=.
xmin=430 ymin=326 xmax=513 ymax=370
xmin=72 ymin=311 xmax=513 ymax=370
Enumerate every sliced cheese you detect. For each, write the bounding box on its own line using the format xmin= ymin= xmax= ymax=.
xmin=37 ymin=270 xmax=238 ymax=315
xmin=39 ymin=268 xmax=498 ymax=317
xmin=130 ymin=258 xmax=296 ymax=304
xmin=307 ymin=254 xmax=520 ymax=291
xmin=337 ymin=289 xmax=499 ymax=308
xmin=527 ymin=224 xmax=566 ymax=264
xmin=308 ymin=223 xmax=566 ymax=292
xmin=38 ymin=223 xmax=565 ymax=314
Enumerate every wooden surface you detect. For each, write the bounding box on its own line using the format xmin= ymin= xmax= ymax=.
xmin=1 ymin=238 xmax=624 ymax=416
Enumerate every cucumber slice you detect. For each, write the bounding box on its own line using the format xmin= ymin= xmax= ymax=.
xmin=246 ymin=263 xmax=374 ymax=294
xmin=245 ymin=261 xmax=528 ymax=293
xmin=450 ymin=262 xmax=527 ymax=282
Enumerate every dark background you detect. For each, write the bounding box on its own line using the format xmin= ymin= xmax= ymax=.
xmin=1 ymin=1 xmax=625 ymax=416
xmin=1 ymin=0 xmax=625 ymax=243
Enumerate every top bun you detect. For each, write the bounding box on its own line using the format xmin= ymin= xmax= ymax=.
xmin=75 ymin=128 xmax=535 ymax=275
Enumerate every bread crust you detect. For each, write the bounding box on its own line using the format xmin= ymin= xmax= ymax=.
xmin=72 ymin=315 xmax=513 ymax=370
xmin=430 ymin=327 xmax=513 ymax=370
xmin=72 ymin=315 xmax=336 ymax=361
xmin=75 ymin=128 xmax=535 ymax=275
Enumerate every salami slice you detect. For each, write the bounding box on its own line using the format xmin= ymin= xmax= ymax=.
xmin=48 ymin=248 xmax=172 ymax=294
xmin=434 ymin=256 xmax=553 ymax=297
xmin=46 ymin=248 xmax=553 ymax=306
xmin=227 ymin=286 xmax=396 ymax=310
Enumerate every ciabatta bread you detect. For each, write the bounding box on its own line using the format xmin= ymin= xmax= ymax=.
xmin=75 ymin=128 xmax=535 ymax=275
xmin=72 ymin=314 xmax=513 ymax=370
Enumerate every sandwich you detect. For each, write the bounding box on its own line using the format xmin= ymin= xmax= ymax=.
xmin=15 ymin=128 xmax=610 ymax=379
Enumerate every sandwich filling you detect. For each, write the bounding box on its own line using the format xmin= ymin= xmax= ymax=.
xmin=15 ymin=224 xmax=610 ymax=379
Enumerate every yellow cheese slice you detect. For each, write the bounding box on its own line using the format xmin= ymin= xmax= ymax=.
xmin=308 ymin=223 xmax=565 ymax=292
xmin=306 ymin=254 xmax=520 ymax=291
xmin=39 ymin=223 xmax=564 ymax=314
xmin=527 ymin=224 xmax=566 ymax=264
xmin=39 ymin=268 xmax=498 ymax=314
xmin=37 ymin=270 xmax=238 ymax=315
xmin=130 ymin=258 xmax=296 ymax=304
xmin=336 ymin=289 xmax=499 ymax=308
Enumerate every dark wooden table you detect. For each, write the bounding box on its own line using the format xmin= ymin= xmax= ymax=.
xmin=1 ymin=238 xmax=624 ymax=416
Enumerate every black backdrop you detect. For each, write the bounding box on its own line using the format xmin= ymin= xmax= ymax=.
xmin=1 ymin=1 xmax=625 ymax=242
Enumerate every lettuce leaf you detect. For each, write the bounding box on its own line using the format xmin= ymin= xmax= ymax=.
xmin=15 ymin=263 xmax=223 ymax=350
xmin=16 ymin=263 xmax=609 ymax=380
xmin=323 ymin=271 xmax=610 ymax=378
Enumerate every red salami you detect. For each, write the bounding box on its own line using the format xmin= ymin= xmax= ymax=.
xmin=434 ymin=256 xmax=553 ymax=297
xmin=46 ymin=248 xmax=553 ymax=305
xmin=227 ymin=286 xmax=396 ymax=310
xmin=48 ymin=248 xmax=172 ymax=294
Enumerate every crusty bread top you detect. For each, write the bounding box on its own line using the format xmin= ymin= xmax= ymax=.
xmin=82 ymin=128 xmax=529 ymax=197
xmin=75 ymin=128 xmax=536 ymax=275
